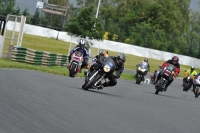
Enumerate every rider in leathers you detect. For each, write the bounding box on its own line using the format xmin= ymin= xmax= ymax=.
xmin=136 ymin=58 xmax=150 ymax=81
xmin=182 ymin=66 xmax=197 ymax=89
xmin=68 ymin=39 xmax=89 ymax=72
xmin=89 ymin=53 xmax=126 ymax=88
xmin=153 ymin=56 xmax=180 ymax=91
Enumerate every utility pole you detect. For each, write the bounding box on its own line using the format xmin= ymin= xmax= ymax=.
xmin=95 ymin=0 xmax=101 ymax=18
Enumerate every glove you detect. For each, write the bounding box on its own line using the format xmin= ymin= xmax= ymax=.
xmin=70 ymin=51 xmax=74 ymax=55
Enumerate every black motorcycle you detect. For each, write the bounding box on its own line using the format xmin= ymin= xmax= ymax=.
xmin=135 ymin=62 xmax=148 ymax=84
xmin=183 ymin=75 xmax=194 ymax=92
xmin=82 ymin=57 xmax=116 ymax=90
xmin=155 ymin=64 xmax=176 ymax=94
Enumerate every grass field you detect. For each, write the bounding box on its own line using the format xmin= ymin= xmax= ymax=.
xmin=3 ymin=31 xmax=199 ymax=78
xmin=0 ymin=58 xmax=136 ymax=81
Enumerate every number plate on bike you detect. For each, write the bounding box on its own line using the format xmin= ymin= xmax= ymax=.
xmin=164 ymin=70 xmax=171 ymax=76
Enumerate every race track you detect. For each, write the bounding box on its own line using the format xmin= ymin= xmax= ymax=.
xmin=0 ymin=69 xmax=199 ymax=133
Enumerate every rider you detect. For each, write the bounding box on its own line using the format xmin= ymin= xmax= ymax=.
xmin=153 ymin=56 xmax=180 ymax=91
xmin=92 ymin=50 xmax=108 ymax=62
xmin=136 ymin=58 xmax=150 ymax=81
xmin=89 ymin=53 xmax=126 ymax=89
xmin=68 ymin=39 xmax=90 ymax=72
xmin=182 ymin=66 xmax=197 ymax=88
xmin=105 ymin=51 xmax=109 ymax=57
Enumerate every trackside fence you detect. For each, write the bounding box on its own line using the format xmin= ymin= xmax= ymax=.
xmin=11 ymin=47 xmax=68 ymax=66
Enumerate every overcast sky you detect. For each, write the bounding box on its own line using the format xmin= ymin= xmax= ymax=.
xmin=15 ymin=0 xmax=199 ymax=15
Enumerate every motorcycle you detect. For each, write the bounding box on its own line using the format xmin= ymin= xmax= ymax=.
xmin=154 ymin=64 xmax=176 ymax=94
xmin=193 ymin=76 xmax=200 ymax=98
xmin=183 ymin=75 xmax=194 ymax=92
xmin=82 ymin=57 xmax=116 ymax=90
xmin=135 ymin=62 xmax=148 ymax=84
xmin=68 ymin=51 xmax=84 ymax=77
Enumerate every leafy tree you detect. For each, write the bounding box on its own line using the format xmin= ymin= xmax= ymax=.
xmin=188 ymin=11 xmax=200 ymax=58
xmin=66 ymin=5 xmax=104 ymax=40
xmin=31 ymin=8 xmax=40 ymax=25
xmin=13 ymin=6 xmax=21 ymax=15
xmin=0 ymin=0 xmax=16 ymax=15
xmin=22 ymin=8 xmax=29 ymax=16
xmin=21 ymin=8 xmax=32 ymax=24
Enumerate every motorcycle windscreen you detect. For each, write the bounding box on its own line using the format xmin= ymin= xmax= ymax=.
xmin=139 ymin=62 xmax=148 ymax=69
xmin=74 ymin=51 xmax=83 ymax=57
xmin=166 ymin=63 xmax=176 ymax=71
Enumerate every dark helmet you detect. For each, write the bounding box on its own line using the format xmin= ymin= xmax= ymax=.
xmin=117 ymin=53 xmax=126 ymax=65
xmin=172 ymin=56 xmax=179 ymax=64
xmin=191 ymin=66 xmax=195 ymax=71
xmin=79 ymin=39 xmax=86 ymax=48
xmin=99 ymin=50 xmax=105 ymax=56
xmin=144 ymin=58 xmax=148 ymax=63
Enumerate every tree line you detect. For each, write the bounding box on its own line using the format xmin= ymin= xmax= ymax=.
xmin=1 ymin=0 xmax=200 ymax=58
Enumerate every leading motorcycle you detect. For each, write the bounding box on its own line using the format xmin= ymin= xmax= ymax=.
xmin=82 ymin=57 xmax=116 ymax=90
xmin=154 ymin=64 xmax=176 ymax=94
xmin=68 ymin=51 xmax=84 ymax=77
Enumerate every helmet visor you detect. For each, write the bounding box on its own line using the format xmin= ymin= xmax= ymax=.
xmin=119 ymin=59 xmax=125 ymax=63
xmin=172 ymin=59 xmax=177 ymax=64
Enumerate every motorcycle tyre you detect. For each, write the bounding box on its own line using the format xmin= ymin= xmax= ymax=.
xmin=82 ymin=74 xmax=101 ymax=91
xmin=195 ymin=87 xmax=199 ymax=98
xmin=69 ymin=63 xmax=76 ymax=77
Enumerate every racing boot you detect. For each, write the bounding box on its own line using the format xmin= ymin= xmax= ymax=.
xmin=103 ymin=82 xmax=109 ymax=87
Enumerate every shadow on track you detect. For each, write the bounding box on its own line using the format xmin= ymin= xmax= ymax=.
xmin=132 ymin=87 xmax=196 ymax=101
xmin=68 ymin=85 xmax=123 ymax=98
xmin=87 ymin=90 xmax=123 ymax=98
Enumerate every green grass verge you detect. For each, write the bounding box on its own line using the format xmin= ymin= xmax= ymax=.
xmin=0 ymin=58 xmax=136 ymax=81
xmin=3 ymin=31 xmax=199 ymax=78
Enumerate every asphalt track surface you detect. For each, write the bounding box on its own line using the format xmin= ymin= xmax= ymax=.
xmin=0 ymin=69 xmax=199 ymax=133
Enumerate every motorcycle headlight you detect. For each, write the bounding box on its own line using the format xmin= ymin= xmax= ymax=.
xmin=187 ymin=76 xmax=190 ymax=80
xmin=138 ymin=67 xmax=145 ymax=72
xmin=103 ymin=64 xmax=111 ymax=72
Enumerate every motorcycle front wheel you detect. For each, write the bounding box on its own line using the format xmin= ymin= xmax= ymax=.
xmin=82 ymin=74 xmax=101 ymax=90
xmin=135 ymin=74 xmax=142 ymax=84
xmin=155 ymin=88 xmax=160 ymax=94
xmin=155 ymin=80 xmax=163 ymax=94
xmin=195 ymin=87 xmax=199 ymax=98
xmin=69 ymin=63 xmax=77 ymax=77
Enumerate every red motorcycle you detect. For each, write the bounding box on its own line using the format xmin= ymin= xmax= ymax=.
xmin=68 ymin=51 xmax=84 ymax=77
